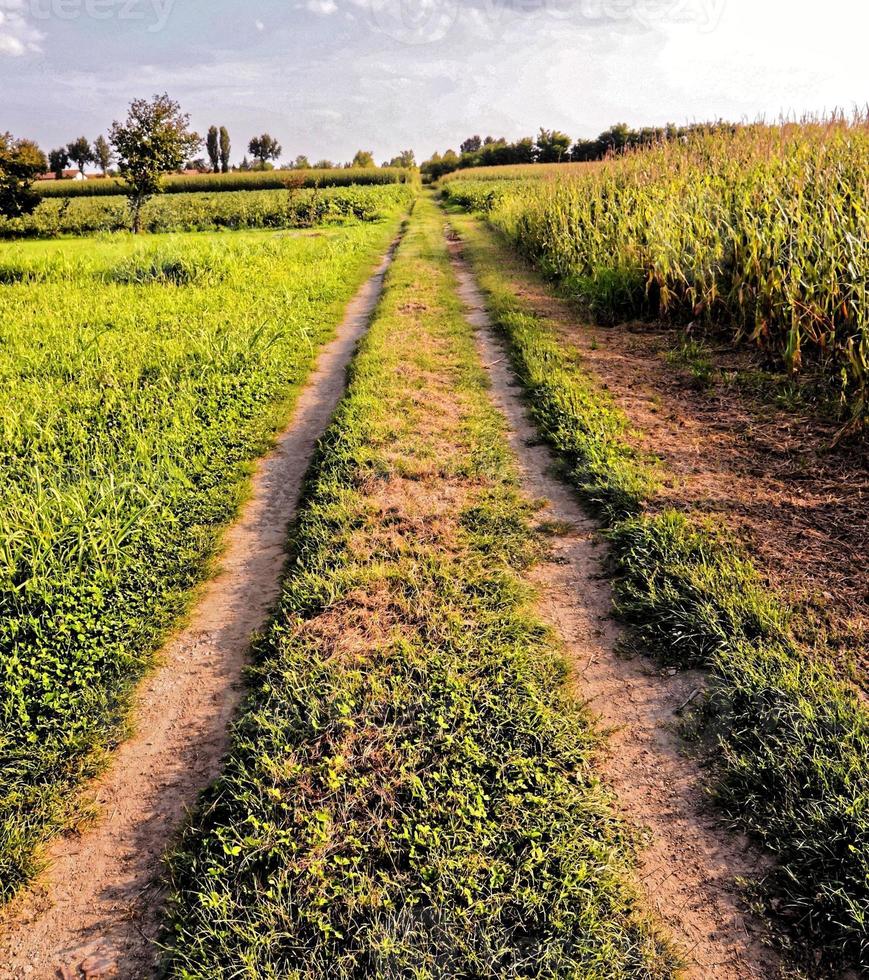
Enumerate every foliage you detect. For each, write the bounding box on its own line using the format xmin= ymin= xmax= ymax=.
xmin=535 ymin=127 xmax=572 ymax=163
xmin=0 ymin=133 xmax=47 ymax=219
xmin=248 ymin=133 xmax=282 ymax=165
xmin=66 ymin=136 xmax=94 ymax=175
xmin=0 ymin=213 xmax=406 ymax=901
xmin=92 ymin=135 xmax=112 ymax=175
xmin=163 ymin=197 xmax=674 ymax=978
xmin=218 ymin=126 xmax=231 ymax=173
xmin=351 ymin=149 xmax=375 ymax=168
xmin=48 ymin=148 xmax=69 ymax=180
xmin=206 ymin=126 xmax=220 ymax=173
xmin=384 ymin=148 xmax=416 ymax=169
xmin=447 ymin=117 xmax=869 ymax=425
xmin=110 ymin=94 xmax=201 ymax=232
xmin=0 ymin=184 xmax=417 ymax=238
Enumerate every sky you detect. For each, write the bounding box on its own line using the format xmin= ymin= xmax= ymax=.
xmin=1 ymin=0 xmax=867 ymax=165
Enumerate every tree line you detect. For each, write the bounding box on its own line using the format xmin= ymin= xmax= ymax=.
xmin=0 ymin=93 xmax=419 ymax=234
xmin=421 ymin=121 xmax=740 ymax=179
xmin=39 ymin=126 xmax=416 ymax=181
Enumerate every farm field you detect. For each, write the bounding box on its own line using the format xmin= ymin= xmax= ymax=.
xmin=0 ymin=123 xmax=867 ymax=980
xmin=0 ymin=184 xmax=416 ymax=238
xmin=442 ymin=118 xmax=869 ymax=429
xmin=35 ymin=166 xmax=417 ymax=198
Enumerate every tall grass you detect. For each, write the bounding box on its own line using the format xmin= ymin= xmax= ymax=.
xmin=36 ymin=167 xmax=418 ymax=198
xmin=1 ymin=184 xmax=416 ymax=238
xmin=445 ymin=118 xmax=869 ymax=425
xmin=0 ymin=216 xmax=405 ymax=900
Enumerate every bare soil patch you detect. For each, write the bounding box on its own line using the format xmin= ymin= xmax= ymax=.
xmin=0 ymin=243 xmax=399 ymax=980
xmin=450 ymin=239 xmax=785 ymax=979
xmin=491 ymin=246 xmax=868 ymax=683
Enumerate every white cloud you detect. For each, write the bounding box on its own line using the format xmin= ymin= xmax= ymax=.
xmin=255 ymin=18 xmax=265 ymax=31
xmin=0 ymin=0 xmax=43 ymax=56
xmin=306 ymin=0 xmax=338 ymax=14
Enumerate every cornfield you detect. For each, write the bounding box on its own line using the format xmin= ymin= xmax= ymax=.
xmin=444 ymin=117 xmax=869 ymax=424
xmin=36 ymin=167 xmax=418 ymax=198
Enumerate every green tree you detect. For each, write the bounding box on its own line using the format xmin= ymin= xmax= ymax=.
xmin=460 ymin=135 xmax=481 ymax=154
xmin=206 ymin=125 xmax=220 ymax=172
xmin=387 ymin=149 xmax=416 ymax=169
xmin=93 ymin=135 xmax=112 ymax=175
xmin=535 ymin=128 xmax=572 ymax=163
xmin=293 ymin=154 xmax=311 ymax=169
xmin=48 ymin=147 xmax=69 ymax=180
xmin=313 ymin=158 xmax=334 ymax=170
xmin=219 ymin=126 xmax=231 ymax=173
xmin=0 ymin=133 xmax=47 ymax=218
xmin=351 ymin=149 xmax=375 ymax=168
xmin=67 ymin=135 xmax=94 ymax=175
xmin=109 ymin=93 xmax=200 ymax=233
xmin=248 ymin=133 xmax=282 ymax=167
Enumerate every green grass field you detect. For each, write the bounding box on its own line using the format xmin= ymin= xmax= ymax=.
xmin=0 ymin=210 xmax=405 ymax=900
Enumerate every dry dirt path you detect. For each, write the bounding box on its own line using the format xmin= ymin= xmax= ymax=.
xmin=0 ymin=242 xmax=399 ymax=980
xmin=448 ymin=236 xmax=783 ymax=980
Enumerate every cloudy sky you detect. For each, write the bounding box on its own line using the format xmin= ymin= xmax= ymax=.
xmin=1 ymin=0 xmax=867 ymax=164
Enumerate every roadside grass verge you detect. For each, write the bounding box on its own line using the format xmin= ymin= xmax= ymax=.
xmin=164 ymin=197 xmax=675 ymax=978
xmin=0 ymin=217 xmax=404 ymax=901
xmin=447 ymin=210 xmax=869 ymax=971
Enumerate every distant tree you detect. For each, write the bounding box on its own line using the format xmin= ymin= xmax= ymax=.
xmin=313 ymin=158 xmax=334 ymax=169
xmin=48 ymin=147 xmax=69 ymax=180
xmin=206 ymin=125 xmax=220 ymax=172
xmin=0 ymin=132 xmax=47 ymax=218
xmin=293 ymin=154 xmax=311 ymax=169
xmin=67 ymin=135 xmax=94 ymax=175
xmin=109 ymin=93 xmax=200 ymax=233
xmin=351 ymin=149 xmax=375 ymax=168
xmin=93 ymin=134 xmax=112 ymax=175
xmin=185 ymin=157 xmax=208 ymax=172
xmin=237 ymin=155 xmax=251 ymax=171
xmin=219 ymin=126 xmax=231 ymax=172
xmin=387 ymin=149 xmax=416 ymax=169
xmin=460 ymin=135 xmax=481 ymax=154
xmin=535 ymin=128 xmax=572 ymax=163
xmin=598 ymin=122 xmax=632 ymax=154
xmin=248 ymin=133 xmax=282 ymax=167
